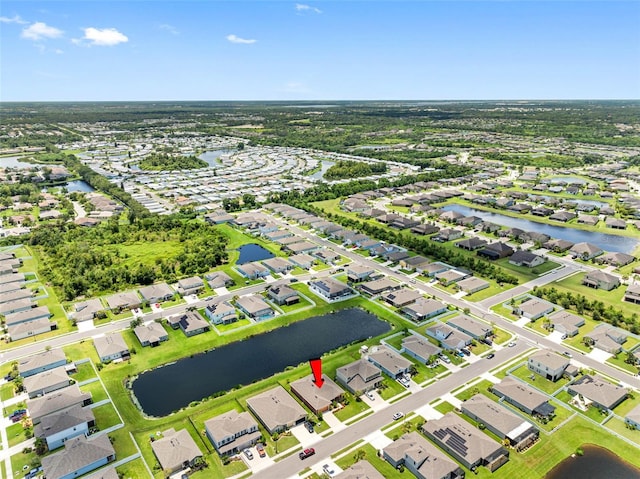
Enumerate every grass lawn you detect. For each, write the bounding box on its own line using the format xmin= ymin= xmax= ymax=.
xmin=79 ymin=379 xmax=109 ymax=403
xmin=378 ymin=377 xmax=406 ymax=400
xmin=216 ymin=318 xmax=251 ymax=333
xmin=10 ymin=449 xmax=40 ymax=476
xmin=555 ymin=390 xmax=609 ymax=423
xmin=116 ymin=458 xmax=152 ymax=479
xmin=0 ymin=382 xmax=15 ymax=401
xmin=410 ymin=360 xmax=447 ymax=384
xmin=383 ymin=332 xmax=407 ymax=350
xmin=384 ymin=415 xmax=425 ymax=440
xmin=434 ymin=401 xmax=456 ymax=415
xmin=333 ymin=398 xmax=370 ymax=423
xmin=510 ymin=364 xmax=569 ymax=395
xmin=279 ymin=295 xmax=313 ymax=313
xmin=553 ymin=273 xmax=640 ymax=319
xmin=93 ymin=402 xmax=122 ymax=430
xmin=7 ymin=421 xmax=31 ymax=447
xmin=454 ymin=379 xmax=494 ymax=402
xmin=492 ymin=326 xmax=512 ymax=345
xmin=465 ymin=279 xmax=517 ymax=303
xmin=71 ymin=361 xmax=98 ymax=383
xmin=606 ymin=354 xmax=639 ymax=374
xmin=109 ymin=427 xmax=139 ymax=458
xmin=565 ymin=317 xmax=601 ymax=353
xmin=604 ymin=417 xmax=640 ymax=445
xmin=612 ymin=391 xmax=640 ymax=417
xmin=268 ymin=432 xmax=300 ymax=456
xmin=490 ymin=303 xmax=519 ymax=321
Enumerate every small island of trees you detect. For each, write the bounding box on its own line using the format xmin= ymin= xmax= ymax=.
xmin=137 ymin=154 xmax=208 ymax=171
xmin=324 ymin=160 xmax=387 ymax=180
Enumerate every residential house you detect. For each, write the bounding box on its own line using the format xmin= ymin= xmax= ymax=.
xmin=527 ymin=351 xmax=570 ymax=382
xmin=515 ymin=297 xmax=555 ymax=321
xmin=336 ymin=359 xmax=383 ymax=395
xmin=578 ymin=215 xmax=599 ymax=226
xmin=359 ymin=277 xmax=398 ymax=296
xmin=381 ymin=288 xmax=421 ymax=308
xmin=246 ymin=385 xmax=307 ymax=434
xmin=288 ymin=253 xmax=315 ymax=269
xmin=624 ymin=283 xmax=640 ymax=304
xmin=447 ymin=315 xmax=492 ymax=339
xmin=401 ymin=298 xmax=447 ymax=322
xmin=543 ymin=238 xmax=574 ymax=253
xmin=105 ymin=291 xmax=140 ymax=312
xmin=383 ymin=432 xmax=464 ymax=479
xmin=134 ymin=322 xmax=168 ymax=347
xmin=262 ymin=257 xmax=293 ymax=274
xmin=290 ymin=374 xmax=344 ymax=414
xmin=73 ymin=298 xmax=105 ymax=322
xmin=423 ymin=413 xmax=509 ymax=472
xmin=367 ymin=346 xmax=412 ymax=379
xmin=456 ymin=237 xmax=487 ymax=251
xmin=28 ymin=385 xmax=92 ymax=424
xmin=285 ymin=240 xmax=319 ymax=254
xmin=596 ymin=252 xmax=635 ymax=267
xmin=0 ymin=288 xmax=33 ymax=305
xmin=335 ymin=461 xmax=385 ymax=479
xmin=478 ymin=242 xmax=514 ymax=260
xmin=426 ymin=323 xmax=473 ymax=350
xmin=236 ymin=262 xmax=270 ymax=280
xmin=167 ymin=311 xmax=210 ymax=337
xmin=24 ymin=366 xmax=70 ymax=398
xmin=235 ymin=295 xmax=274 ymax=320
xmin=138 ymin=283 xmax=174 ymax=303
xmin=309 ymin=278 xmax=353 ymax=301
xmin=582 ymin=271 xmax=620 ymax=291
xmin=41 ymin=434 xmax=115 ymax=479
xmin=312 ymin=249 xmax=340 ymax=264
xmin=457 ymin=277 xmax=490 ymax=295
xmin=461 ymin=394 xmax=538 ymax=449
xmin=508 ymin=251 xmax=545 ymax=268
xmin=606 ymin=218 xmax=627 ymax=229
xmin=8 ymin=318 xmax=56 ymax=341
xmin=18 ymin=349 xmax=67 ymax=378
xmin=176 ymin=276 xmax=204 ymax=295
xmin=34 ymin=404 xmax=95 ymax=450
xmin=624 ymin=404 xmax=640 ymax=430
xmin=206 ymin=271 xmax=235 ymax=289
xmin=569 ymin=242 xmax=603 ymax=260
xmin=94 ymin=333 xmax=130 ymax=363
xmin=584 ymin=324 xmax=627 ymax=354
xmin=548 ymin=310 xmax=585 ymax=337
xmin=267 ymin=284 xmax=299 ymax=306
xmin=205 ymin=410 xmax=261 ymax=456
xmin=549 ymin=211 xmax=576 ymax=222
xmin=410 ymin=223 xmax=440 ymax=236
xmin=5 ymin=305 xmax=51 ymax=326
xmin=491 ymin=376 xmax=556 ymax=418
xmin=568 ymin=375 xmax=628 ymax=410
xmin=401 ymin=334 xmax=442 ymax=364
xmin=399 ymin=255 xmax=430 ymax=271
xmin=0 ymin=297 xmax=31 ymax=316
xmin=435 ymin=269 xmax=469 ymax=286
xmin=151 ymin=428 xmax=202 ymax=475
xmin=347 ymin=263 xmax=375 ymax=282
xmin=205 ymin=300 xmax=238 ymax=325
xmin=417 ymin=262 xmax=450 ymax=277
xmin=433 ymin=228 xmax=463 ymax=242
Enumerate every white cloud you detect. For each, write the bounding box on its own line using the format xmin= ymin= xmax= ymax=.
xmin=81 ymin=27 xmax=128 ymax=46
xmin=0 ymin=15 xmax=27 ymax=24
xmin=226 ymin=34 xmax=256 ymax=44
xmin=159 ymin=23 xmax=179 ymax=35
xmin=295 ymin=4 xmax=322 ymax=14
xmin=21 ymin=22 xmax=63 ymax=41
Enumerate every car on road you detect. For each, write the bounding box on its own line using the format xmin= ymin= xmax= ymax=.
xmin=299 ymin=448 xmax=315 ymax=460
xmin=256 ymin=443 xmax=266 ymax=458
xmin=205 ymin=296 xmax=214 ymax=301
xmin=392 ymin=412 xmax=405 ymax=420
xmin=243 ymin=448 xmax=253 ymax=460
xmin=365 ymin=391 xmax=375 ymax=401
xmin=323 ymin=464 xmax=336 ymax=477
xmin=508 ymin=341 xmax=516 ymax=347
xmin=563 ymin=351 xmax=572 ymax=358
xmin=486 ymin=353 xmax=495 ymax=359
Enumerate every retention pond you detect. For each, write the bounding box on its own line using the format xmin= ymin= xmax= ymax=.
xmin=545 ymin=445 xmax=640 ymax=479
xmin=132 ymin=308 xmax=391 ymax=416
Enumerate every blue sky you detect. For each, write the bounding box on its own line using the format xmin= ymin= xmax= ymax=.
xmin=1 ymin=1 xmax=639 ymax=101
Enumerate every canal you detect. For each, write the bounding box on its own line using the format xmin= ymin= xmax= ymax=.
xmin=440 ymin=204 xmax=638 ymax=254
xmin=545 ymin=445 xmax=640 ymax=478
xmin=131 ymin=308 xmax=391 ymax=416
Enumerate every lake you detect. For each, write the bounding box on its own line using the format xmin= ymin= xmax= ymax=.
xmin=1 ymin=156 xmax=41 ymax=169
xmin=131 ymin=308 xmax=391 ymax=416
xmin=198 ymin=149 xmax=232 ymax=167
xmin=440 ymin=204 xmax=638 ymax=254
xmin=65 ymin=180 xmax=95 ymax=193
xmin=310 ymin=160 xmax=335 ymax=180
xmin=237 ymin=243 xmax=275 ymax=264
xmin=546 ymin=445 xmax=640 ymax=479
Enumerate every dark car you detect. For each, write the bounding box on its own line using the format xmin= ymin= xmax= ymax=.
xmin=299 ymin=448 xmax=315 ymax=460
xmin=305 ymin=422 xmax=314 ymax=433
xmin=486 ymin=353 xmax=495 ymax=359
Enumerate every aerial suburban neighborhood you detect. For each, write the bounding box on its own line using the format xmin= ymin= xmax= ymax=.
xmin=1 ymin=102 xmax=640 ymax=479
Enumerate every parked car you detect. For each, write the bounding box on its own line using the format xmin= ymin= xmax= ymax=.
xmin=563 ymin=351 xmax=572 ymax=358
xmin=461 ymin=348 xmax=471 ymax=356
xmin=299 ymin=448 xmax=315 ymax=460
xmin=256 ymin=443 xmax=266 ymax=458
xmin=243 ymin=448 xmax=253 ymax=460
xmin=365 ymin=391 xmax=375 ymax=401
xmin=305 ymin=421 xmax=314 ymax=433
xmin=392 ymin=412 xmax=405 ymax=420
xmin=486 ymin=353 xmax=495 ymax=359
xmin=440 ymin=355 xmax=451 ymax=364
xmin=323 ymin=464 xmax=336 ymax=477
xmin=508 ymin=341 xmax=516 ymax=347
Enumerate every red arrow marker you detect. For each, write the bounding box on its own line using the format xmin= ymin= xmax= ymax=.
xmin=309 ymin=358 xmax=324 ymax=388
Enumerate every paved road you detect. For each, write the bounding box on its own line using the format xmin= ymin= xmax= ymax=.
xmin=256 ymin=341 xmax=531 ymax=479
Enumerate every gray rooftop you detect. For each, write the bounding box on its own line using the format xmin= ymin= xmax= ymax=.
xmin=151 ymin=428 xmax=202 ymax=472
xmin=41 ymin=434 xmax=115 ymax=479
xmin=18 ymin=349 xmax=66 ymax=376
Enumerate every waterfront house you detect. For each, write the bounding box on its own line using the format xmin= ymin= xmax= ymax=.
xmin=246 ymin=386 xmax=307 ymax=434
xmin=205 ymin=410 xmax=261 ymax=456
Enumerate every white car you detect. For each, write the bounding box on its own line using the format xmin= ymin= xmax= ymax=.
xmin=365 ymin=391 xmax=375 ymax=401
xmin=392 ymin=412 xmax=405 ymax=420
xmin=323 ymin=464 xmax=336 ymax=477
xmin=508 ymin=341 xmax=516 ymax=347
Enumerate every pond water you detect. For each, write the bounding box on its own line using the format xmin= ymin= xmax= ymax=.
xmin=237 ymin=243 xmax=275 ymax=264
xmin=545 ymin=445 xmax=640 ymax=479
xmin=310 ymin=160 xmax=335 ymax=180
xmin=547 ymin=176 xmax=588 ymax=184
xmin=131 ymin=308 xmax=391 ymax=416
xmin=198 ymin=149 xmax=232 ymax=167
xmin=1 ymin=156 xmax=40 ymax=169
xmin=440 ymin=204 xmax=638 ymax=254
xmin=65 ymin=180 xmax=95 ymax=193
